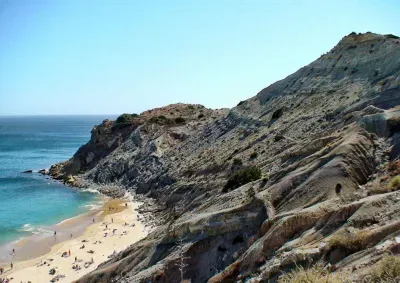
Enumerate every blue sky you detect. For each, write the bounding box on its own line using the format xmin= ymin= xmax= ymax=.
xmin=0 ymin=0 xmax=399 ymax=115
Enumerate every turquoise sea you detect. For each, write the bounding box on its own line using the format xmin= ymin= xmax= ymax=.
xmin=0 ymin=115 xmax=114 ymax=259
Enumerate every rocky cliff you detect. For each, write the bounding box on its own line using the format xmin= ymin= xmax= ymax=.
xmin=54 ymin=32 xmax=400 ymax=282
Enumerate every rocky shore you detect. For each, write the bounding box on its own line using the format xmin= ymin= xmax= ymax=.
xmin=46 ymin=163 xmax=162 ymax=231
xmin=46 ymin=33 xmax=400 ymax=282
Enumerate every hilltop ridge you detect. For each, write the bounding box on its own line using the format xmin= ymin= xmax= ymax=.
xmin=52 ymin=32 xmax=400 ymax=282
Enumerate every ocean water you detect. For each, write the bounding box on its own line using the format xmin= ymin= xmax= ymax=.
xmin=0 ymin=115 xmax=115 ymax=250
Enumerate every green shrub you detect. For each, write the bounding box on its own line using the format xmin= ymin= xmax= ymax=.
xmin=198 ymin=114 xmax=205 ymax=119
xmin=271 ymin=108 xmax=284 ymax=120
xmin=149 ymin=115 xmax=171 ymax=125
xmin=223 ymin=167 xmax=261 ymax=192
xmin=250 ymin=152 xmax=258 ymax=159
xmin=237 ymin=100 xmax=246 ymax=106
xmin=385 ymin=34 xmax=400 ymax=39
xmin=232 ymin=158 xmax=243 ymax=166
xmin=175 ymin=117 xmax=186 ymax=124
xmin=116 ymin=113 xmax=139 ymax=124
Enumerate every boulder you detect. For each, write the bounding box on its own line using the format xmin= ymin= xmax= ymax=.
xmin=63 ymin=175 xmax=76 ymax=186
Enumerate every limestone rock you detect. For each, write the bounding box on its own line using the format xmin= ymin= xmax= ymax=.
xmin=50 ymin=32 xmax=400 ymax=283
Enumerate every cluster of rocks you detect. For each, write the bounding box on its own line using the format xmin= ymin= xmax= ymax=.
xmin=22 ymin=169 xmax=47 ymax=175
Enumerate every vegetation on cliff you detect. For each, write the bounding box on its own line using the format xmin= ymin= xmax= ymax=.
xmin=222 ymin=166 xmax=261 ymax=192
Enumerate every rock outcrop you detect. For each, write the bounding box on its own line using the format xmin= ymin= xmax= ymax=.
xmin=52 ymin=32 xmax=400 ymax=282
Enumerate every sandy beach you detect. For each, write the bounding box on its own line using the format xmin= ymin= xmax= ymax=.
xmin=0 ymin=198 xmax=147 ymax=283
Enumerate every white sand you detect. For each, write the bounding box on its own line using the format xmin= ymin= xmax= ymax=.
xmin=0 ymin=200 xmax=147 ymax=283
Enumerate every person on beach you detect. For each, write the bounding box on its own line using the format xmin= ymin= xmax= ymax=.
xmin=10 ymin=263 xmax=13 ymax=269
xmin=125 ymin=203 xmax=127 ymax=207
xmin=0 ymin=267 xmax=3 ymax=274
xmin=112 ymin=218 xmax=114 ymax=223
xmin=92 ymin=217 xmax=95 ymax=223
xmin=12 ymin=248 xmax=14 ymax=255
xmin=68 ymin=250 xmax=71 ymax=256
xmin=75 ymin=256 xmax=77 ymax=262
xmin=54 ymin=231 xmax=57 ymax=237
xmin=71 ymin=233 xmax=73 ymax=238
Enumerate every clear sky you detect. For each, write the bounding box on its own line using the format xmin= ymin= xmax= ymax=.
xmin=0 ymin=0 xmax=399 ymax=115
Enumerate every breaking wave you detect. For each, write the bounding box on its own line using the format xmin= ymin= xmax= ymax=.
xmin=19 ymin=223 xmax=53 ymax=236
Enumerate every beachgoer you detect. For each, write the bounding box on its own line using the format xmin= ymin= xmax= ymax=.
xmin=68 ymin=250 xmax=71 ymax=256
xmin=10 ymin=263 xmax=13 ymax=269
xmin=112 ymin=218 xmax=113 ymax=223
xmin=106 ymin=224 xmax=108 ymax=229
xmin=70 ymin=233 xmax=73 ymax=238
xmin=12 ymin=248 xmax=15 ymax=255
xmin=92 ymin=218 xmax=95 ymax=223
xmin=54 ymin=231 xmax=57 ymax=237
xmin=75 ymin=256 xmax=77 ymax=262
xmin=125 ymin=203 xmax=127 ymax=207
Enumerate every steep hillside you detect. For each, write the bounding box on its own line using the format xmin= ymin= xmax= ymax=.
xmin=53 ymin=32 xmax=400 ymax=283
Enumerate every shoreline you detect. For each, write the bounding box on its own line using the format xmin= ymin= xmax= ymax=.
xmin=0 ymin=194 xmax=106 ymax=265
xmin=0 ymin=197 xmax=148 ymax=283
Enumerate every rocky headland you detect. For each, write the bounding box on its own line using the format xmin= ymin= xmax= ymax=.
xmin=51 ymin=32 xmax=400 ymax=282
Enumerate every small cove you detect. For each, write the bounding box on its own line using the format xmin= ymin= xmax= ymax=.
xmin=0 ymin=115 xmax=115 ymax=261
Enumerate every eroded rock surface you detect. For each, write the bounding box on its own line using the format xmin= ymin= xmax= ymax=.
xmin=51 ymin=32 xmax=400 ymax=282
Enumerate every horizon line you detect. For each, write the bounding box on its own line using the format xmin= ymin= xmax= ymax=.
xmin=0 ymin=114 xmax=120 ymax=117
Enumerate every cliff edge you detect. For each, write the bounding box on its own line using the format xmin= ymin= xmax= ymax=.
xmin=53 ymin=32 xmax=400 ymax=282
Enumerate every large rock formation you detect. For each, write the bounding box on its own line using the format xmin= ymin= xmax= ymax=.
xmin=53 ymin=32 xmax=400 ymax=282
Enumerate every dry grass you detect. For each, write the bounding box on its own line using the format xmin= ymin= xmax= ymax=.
xmin=368 ymin=186 xmax=391 ymax=195
xmin=328 ymin=230 xmax=370 ymax=253
xmin=388 ymin=175 xmax=400 ymax=191
xmin=388 ymin=160 xmax=400 ymax=176
xmin=277 ymin=255 xmax=400 ymax=283
xmin=278 ymin=263 xmax=349 ymax=283
xmin=368 ymin=180 xmax=390 ymax=195
xmin=362 ymin=254 xmax=400 ymax=283
xmin=367 ymin=175 xmax=400 ymax=195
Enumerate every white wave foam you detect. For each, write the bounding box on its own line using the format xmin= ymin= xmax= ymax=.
xmin=80 ymin=188 xmax=100 ymax=194
xmin=83 ymin=203 xmax=102 ymax=210
xmin=19 ymin=223 xmax=53 ymax=236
